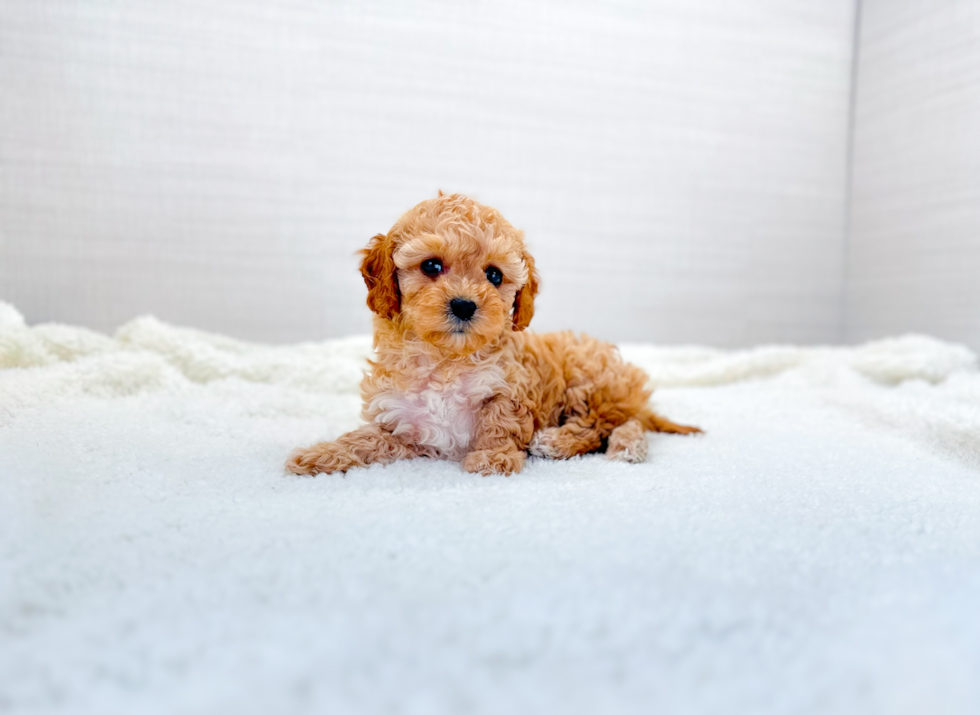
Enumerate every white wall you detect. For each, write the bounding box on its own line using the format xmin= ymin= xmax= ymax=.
xmin=1 ymin=0 xmax=856 ymax=345
xmin=847 ymin=0 xmax=980 ymax=349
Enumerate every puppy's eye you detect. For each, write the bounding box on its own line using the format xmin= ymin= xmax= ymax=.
xmin=485 ymin=266 xmax=503 ymax=287
xmin=420 ymin=258 xmax=443 ymax=277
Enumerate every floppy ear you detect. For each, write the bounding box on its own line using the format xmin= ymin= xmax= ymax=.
xmin=359 ymin=233 xmax=400 ymax=319
xmin=512 ymin=250 xmax=539 ymax=331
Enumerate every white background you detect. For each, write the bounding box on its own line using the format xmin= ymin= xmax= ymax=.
xmin=2 ymin=1 xmax=977 ymax=349
xmin=1 ymin=0 xmax=855 ymax=346
xmin=847 ymin=0 xmax=980 ymax=349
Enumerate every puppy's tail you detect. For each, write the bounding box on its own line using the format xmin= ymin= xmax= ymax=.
xmin=638 ymin=407 xmax=703 ymax=435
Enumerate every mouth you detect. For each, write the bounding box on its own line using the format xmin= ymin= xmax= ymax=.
xmin=445 ymin=311 xmax=471 ymax=335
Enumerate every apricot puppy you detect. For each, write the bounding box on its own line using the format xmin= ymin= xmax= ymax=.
xmin=287 ymin=193 xmax=700 ymax=477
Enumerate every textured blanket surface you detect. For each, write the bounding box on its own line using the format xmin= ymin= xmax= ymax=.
xmin=2 ymin=302 xmax=980 ymax=714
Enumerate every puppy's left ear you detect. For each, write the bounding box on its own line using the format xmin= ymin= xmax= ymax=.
xmin=359 ymin=233 xmax=400 ymax=319
xmin=512 ymin=250 xmax=539 ymax=331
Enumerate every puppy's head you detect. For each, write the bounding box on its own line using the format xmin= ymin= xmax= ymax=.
xmin=360 ymin=193 xmax=538 ymax=354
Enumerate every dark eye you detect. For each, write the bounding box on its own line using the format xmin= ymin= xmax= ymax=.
xmin=485 ymin=266 xmax=503 ymax=287
xmin=420 ymin=258 xmax=443 ymax=277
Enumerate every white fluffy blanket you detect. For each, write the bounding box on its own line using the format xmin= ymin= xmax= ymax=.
xmin=3 ymin=302 xmax=980 ymax=714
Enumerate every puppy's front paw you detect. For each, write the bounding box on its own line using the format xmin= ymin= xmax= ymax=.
xmin=462 ymin=448 xmax=526 ymax=476
xmin=285 ymin=443 xmax=359 ymax=476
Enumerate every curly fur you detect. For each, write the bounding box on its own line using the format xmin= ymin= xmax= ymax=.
xmin=287 ymin=193 xmax=700 ymax=476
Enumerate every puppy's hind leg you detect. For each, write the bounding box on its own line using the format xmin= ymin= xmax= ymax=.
xmin=606 ymin=418 xmax=648 ymax=463
xmin=528 ymin=419 xmax=605 ymax=460
xmin=528 ymin=385 xmax=616 ymax=461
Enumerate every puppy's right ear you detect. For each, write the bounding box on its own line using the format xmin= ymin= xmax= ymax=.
xmin=359 ymin=233 xmax=400 ymax=319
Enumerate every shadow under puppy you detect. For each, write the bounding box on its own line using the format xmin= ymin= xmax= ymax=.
xmin=287 ymin=193 xmax=700 ymax=477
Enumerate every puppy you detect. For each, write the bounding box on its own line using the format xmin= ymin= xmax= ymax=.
xmin=287 ymin=193 xmax=700 ymax=476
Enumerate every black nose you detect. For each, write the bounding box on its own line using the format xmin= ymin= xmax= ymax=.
xmin=449 ymin=298 xmax=477 ymax=321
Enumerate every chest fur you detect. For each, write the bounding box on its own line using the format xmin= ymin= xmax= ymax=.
xmin=367 ymin=363 xmax=506 ymax=460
